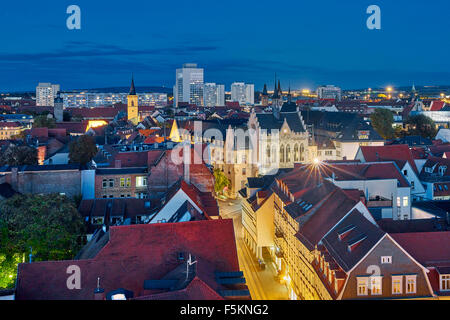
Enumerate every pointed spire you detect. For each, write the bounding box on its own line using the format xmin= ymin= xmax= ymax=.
xmin=129 ymin=74 xmax=136 ymax=95
xmin=262 ymin=84 xmax=268 ymax=96
xmin=272 ymin=73 xmax=279 ymax=99
xmin=278 ymin=80 xmax=281 ymax=95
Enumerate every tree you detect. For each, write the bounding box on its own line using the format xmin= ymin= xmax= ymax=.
xmin=63 ymin=111 xmax=72 ymax=122
xmin=213 ymin=168 xmax=231 ymax=196
xmin=0 ymin=145 xmax=37 ymax=166
xmin=33 ymin=115 xmax=56 ymax=128
xmin=370 ymin=108 xmax=394 ymax=139
xmin=405 ymin=114 xmax=437 ymax=139
xmin=0 ymin=194 xmax=85 ymax=288
xmin=69 ymin=135 xmax=98 ymax=165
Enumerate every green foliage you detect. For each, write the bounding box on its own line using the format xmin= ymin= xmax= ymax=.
xmin=0 ymin=194 xmax=85 ymax=289
xmin=370 ymin=108 xmax=394 ymax=140
xmin=63 ymin=111 xmax=71 ymax=122
xmin=404 ymin=114 xmax=437 ymax=139
xmin=0 ymin=145 xmax=37 ymax=166
xmin=69 ymin=135 xmax=98 ymax=165
xmin=213 ymin=168 xmax=231 ymax=195
xmin=33 ymin=115 xmax=56 ymax=128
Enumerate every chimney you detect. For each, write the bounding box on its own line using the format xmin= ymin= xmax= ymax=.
xmin=11 ymin=167 xmax=18 ymax=190
xmin=94 ymin=277 xmax=105 ymax=300
xmin=114 ymin=160 xmax=121 ymax=168
xmin=184 ymin=162 xmax=190 ymax=184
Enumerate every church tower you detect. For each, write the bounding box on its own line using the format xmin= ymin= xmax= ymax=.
xmin=271 ymin=75 xmax=283 ymax=118
xmin=261 ymin=84 xmax=269 ymax=106
xmin=127 ymin=75 xmax=139 ymax=125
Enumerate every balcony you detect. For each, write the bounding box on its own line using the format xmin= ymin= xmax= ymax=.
xmin=275 ymin=250 xmax=284 ymax=258
xmin=275 ymin=229 xmax=284 ymax=239
xmin=366 ymin=196 xmax=392 ymax=208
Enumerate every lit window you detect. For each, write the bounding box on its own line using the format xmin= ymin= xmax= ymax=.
xmin=403 ymin=196 xmax=408 ymax=207
xmin=405 ymin=275 xmax=417 ymax=294
xmin=392 ymin=276 xmax=403 ymax=294
xmin=396 ymin=197 xmax=401 ymax=207
xmin=120 ymin=178 xmax=125 ymax=187
xmin=126 ymin=178 xmax=131 ymax=187
xmin=441 ymin=275 xmax=450 ymax=292
xmin=370 ymin=276 xmax=382 ymax=295
xmin=357 ymin=277 xmax=368 ymax=296
xmin=381 ymin=256 xmax=392 ymax=264
xmin=136 ymin=176 xmax=147 ymax=187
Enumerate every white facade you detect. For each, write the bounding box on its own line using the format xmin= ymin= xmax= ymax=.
xmin=61 ymin=92 xmax=167 ymax=108
xmin=317 ymin=85 xmax=341 ymax=100
xmin=330 ymin=178 xmax=411 ymax=220
xmin=36 ymin=83 xmax=60 ymax=106
xmin=175 ymin=63 xmax=204 ymax=106
xmin=203 ymin=83 xmax=225 ymax=107
xmin=231 ymin=82 xmax=254 ymax=105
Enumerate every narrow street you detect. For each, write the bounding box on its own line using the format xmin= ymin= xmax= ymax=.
xmin=219 ymin=198 xmax=289 ymax=300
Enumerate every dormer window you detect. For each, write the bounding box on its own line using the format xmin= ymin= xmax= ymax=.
xmin=347 ymin=234 xmax=367 ymax=252
xmin=439 ymin=166 xmax=447 ymax=176
xmin=337 ymin=225 xmax=356 ymax=240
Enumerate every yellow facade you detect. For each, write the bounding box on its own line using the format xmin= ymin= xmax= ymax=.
xmin=273 ymin=192 xmax=332 ymax=300
xmin=127 ymin=94 xmax=139 ymax=125
xmin=0 ymin=124 xmax=24 ymax=140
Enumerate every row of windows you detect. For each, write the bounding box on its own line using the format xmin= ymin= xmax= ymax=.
xmin=357 ymin=275 xmax=417 ymax=296
xmin=102 ymin=177 xmax=147 ymax=188
xmin=396 ymin=196 xmax=409 ymax=207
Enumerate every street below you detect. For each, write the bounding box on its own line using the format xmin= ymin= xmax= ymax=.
xmin=218 ymin=198 xmax=289 ymax=300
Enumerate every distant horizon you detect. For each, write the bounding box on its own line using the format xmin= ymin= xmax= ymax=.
xmin=2 ymin=83 xmax=450 ymax=95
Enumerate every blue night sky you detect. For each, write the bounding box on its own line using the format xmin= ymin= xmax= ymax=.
xmin=0 ymin=0 xmax=449 ymax=92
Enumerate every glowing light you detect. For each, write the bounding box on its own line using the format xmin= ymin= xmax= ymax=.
xmin=86 ymin=120 xmax=108 ymax=132
xmin=386 ymin=86 xmax=393 ymax=93
xmin=313 ymin=158 xmax=320 ymax=165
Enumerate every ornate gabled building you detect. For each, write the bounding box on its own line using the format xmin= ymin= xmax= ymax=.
xmin=248 ymin=86 xmax=312 ymax=175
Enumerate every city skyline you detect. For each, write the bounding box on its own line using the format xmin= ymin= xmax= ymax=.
xmin=0 ymin=1 xmax=449 ymax=91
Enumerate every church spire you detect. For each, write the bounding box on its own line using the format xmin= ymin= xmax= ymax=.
xmin=272 ymin=73 xmax=279 ymax=99
xmin=129 ymin=74 xmax=136 ymax=95
xmin=262 ymin=83 xmax=268 ymax=96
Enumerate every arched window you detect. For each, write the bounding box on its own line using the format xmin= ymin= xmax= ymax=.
xmin=286 ymin=145 xmax=291 ymax=162
xmin=300 ymin=144 xmax=305 ymax=162
xmin=294 ymin=144 xmax=299 ymax=162
xmin=266 ymin=145 xmax=271 ymax=163
xmin=272 ymin=146 xmax=277 ymax=163
xmin=280 ymin=145 xmax=285 ymax=163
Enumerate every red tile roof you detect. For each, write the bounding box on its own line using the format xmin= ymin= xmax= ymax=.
xmin=134 ymin=276 xmax=224 ymax=300
xmin=359 ymin=144 xmax=419 ymax=173
xmin=16 ymin=219 xmax=239 ymax=300
xmin=321 ymin=162 xmax=410 ymax=187
xmin=390 ymin=232 xmax=450 ymax=268
xmin=0 ymin=121 xmax=21 ymax=128
xmin=430 ymin=101 xmax=445 ymax=111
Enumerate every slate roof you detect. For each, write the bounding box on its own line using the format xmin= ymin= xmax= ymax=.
xmin=255 ymin=112 xmax=306 ymax=133
xmin=322 ymin=208 xmax=385 ymax=272
xmin=300 ymin=110 xmax=383 ymax=142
